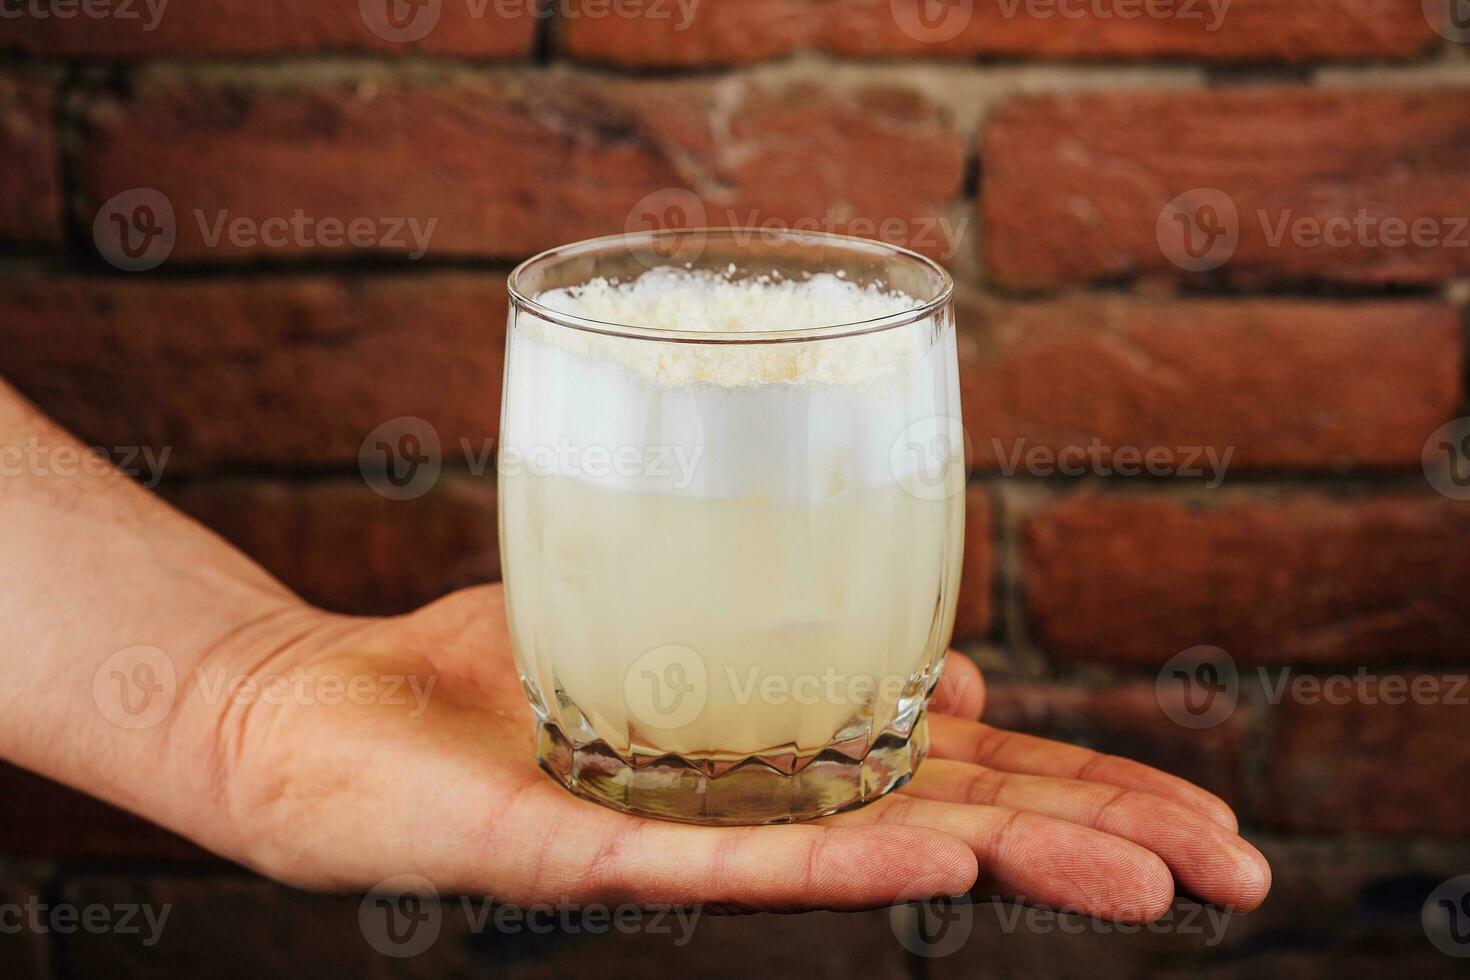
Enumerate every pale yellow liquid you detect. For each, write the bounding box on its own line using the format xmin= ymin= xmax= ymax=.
xmin=500 ymin=472 xmax=963 ymax=758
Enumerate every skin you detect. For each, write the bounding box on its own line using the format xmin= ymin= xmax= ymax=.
xmin=0 ymin=378 xmax=1270 ymax=917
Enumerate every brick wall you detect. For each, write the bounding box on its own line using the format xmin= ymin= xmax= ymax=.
xmin=3 ymin=1 xmax=1470 ymax=976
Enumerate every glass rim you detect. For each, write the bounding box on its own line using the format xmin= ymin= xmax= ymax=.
xmin=506 ymin=228 xmax=955 ymax=345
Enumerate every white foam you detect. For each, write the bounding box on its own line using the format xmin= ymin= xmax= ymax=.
xmin=502 ymin=268 xmax=958 ymax=502
xmin=529 ymin=268 xmax=927 ymax=388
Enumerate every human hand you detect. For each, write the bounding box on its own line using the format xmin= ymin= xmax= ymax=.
xmin=211 ymin=585 xmax=1269 ymax=919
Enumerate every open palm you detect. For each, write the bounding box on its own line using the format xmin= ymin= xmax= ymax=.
xmin=220 ymin=585 xmax=1270 ymax=919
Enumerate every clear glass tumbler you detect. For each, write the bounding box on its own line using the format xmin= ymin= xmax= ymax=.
xmin=500 ymin=229 xmax=965 ymax=825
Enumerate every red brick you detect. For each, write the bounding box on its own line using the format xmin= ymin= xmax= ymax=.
xmin=1260 ymin=674 xmax=1470 ymax=834
xmin=982 ymin=88 xmax=1470 ymax=288
xmin=0 ymin=274 xmax=505 ymax=470
xmin=958 ymin=295 xmax=1462 ymax=471
xmin=0 ymin=75 xmax=60 ymax=244
xmin=561 ymin=0 xmax=1439 ymax=65
xmin=0 ymin=762 xmax=212 ymax=863
xmin=165 ymin=476 xmax=499 ymax=616
xmin=76 ymin=71 xmax=965 ymax=262
xmin=4 ymin=1 xmax=536 ymax=58
xmin=982 ymin=682 xmax=1252 ymax=807
xmin=1023 ymin=494 xmax=1470 ymax=665
xmin=955 ymin=486 xmax=993 ymax=641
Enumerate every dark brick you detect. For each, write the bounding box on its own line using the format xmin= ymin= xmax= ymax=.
xmin=76 ymin=71 xmax=965 ymax=262
xmin=1260 ymin=673 xmax=1470 ymax=834
xmin=983 ymin=88 xmax=1470 ymax=288
xmin=959 ymin=295 xmax=1461 ymax=472
xmin=4 ymin=1 xmax=537 ymax=58
xmin=561 ymin=0 xmax=1441 ymax=66
xmin=1023 ymin=493 xmax=1470 ymax=666
xmin=981 ymin=682 xmax=1252 ymax=808
xmin=166 ymin=475 xmax=499 ymax=617
xmin=0 ymin=274 xmax=506 ymax=470
xmin=0 ymin=74 xmax=61 ymax=244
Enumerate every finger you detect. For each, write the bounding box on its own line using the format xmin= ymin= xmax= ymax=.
xmin=929 ymin=652 xmax=986 ymax=720
xmin=826 ymin=793 xmax=1176 ymax=923
xmin=930 ymin=715 xmax=1239 ymax=832
xmin=903 ymin=760 xmax=1270 ymax=912
xmin=390 ymin=586 xmax=517 ymax=693
xmin=477 ymin=779 xmax=979 ymax=912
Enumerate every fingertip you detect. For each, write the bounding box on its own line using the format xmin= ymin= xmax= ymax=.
xmin=1128 ymin=850 xmax=1178 ymax=925
xmin=1225 ymin=839 xmax=1272 ymax=913
xmin=931 ymin=652 xmax=986 ymax=720
xmin=849 ymin=826 xmax=978 ymax=904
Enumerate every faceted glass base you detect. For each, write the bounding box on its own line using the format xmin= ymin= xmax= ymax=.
xmin=536 ymin=713 xmax=929 ymax=825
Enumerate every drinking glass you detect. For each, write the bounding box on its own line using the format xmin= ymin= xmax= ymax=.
xmin=500 ymin=228 xmax=964 ymax=824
